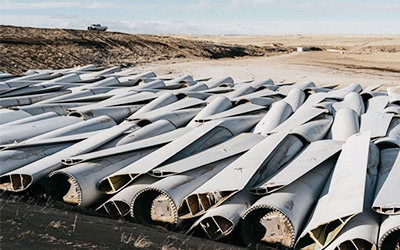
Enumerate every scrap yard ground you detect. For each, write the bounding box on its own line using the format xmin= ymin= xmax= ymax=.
xmin=0 ymin=25 xmax=399 ymax=249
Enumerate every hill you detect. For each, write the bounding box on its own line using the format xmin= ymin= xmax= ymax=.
xmin=0 ymin=25 xmax=288 ymax=74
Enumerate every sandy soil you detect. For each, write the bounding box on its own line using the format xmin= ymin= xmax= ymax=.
xmin=137 ymin=51 xmax=400 ymax=90
xmin=148 ymin=34 xmax=400 ymax=90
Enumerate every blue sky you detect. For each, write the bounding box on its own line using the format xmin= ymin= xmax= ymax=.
xmin=1 ymin=0 xmax=399 ymax=34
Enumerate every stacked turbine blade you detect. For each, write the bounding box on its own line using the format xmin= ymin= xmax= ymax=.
xmin=0 ymin=66 xmax=399 ymax=249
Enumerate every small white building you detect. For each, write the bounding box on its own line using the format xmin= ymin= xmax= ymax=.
xmin=297 ymin=47 xmax=311 ymax=52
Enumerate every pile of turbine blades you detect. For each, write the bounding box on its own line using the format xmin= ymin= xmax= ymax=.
xmin=1 ymin=64 xmax=399 ymax=250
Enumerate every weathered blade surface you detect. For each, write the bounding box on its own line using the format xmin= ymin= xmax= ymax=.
xmin=229 ymin=89 xmax=279 ymax=102
xmin=179 ymin=118 xmax=331 ymax=219
xmin=0 ymin=143 xmax=72 ymax=175
xmin=23 ymin=115 xmax=117 ymax=143
xmin=204 ymin=77 xmax=234 ymax=89
xmin=375 ymin=121 xmax=400 ymax=148
xmin=150 ymin=133 xmax=264 ymax=177
xmin=126 ymin=97 xmax=205 ymax=122
xmin=131 ymin=155 xmax=239 ymax=230
xmin=97 ymin=120 xmax=238 ymax=194
xmin=71 ymin=91 xmax=156 ymax=110
xmin=133 ymin=108 xmax=203 ymax=128
xmin=324 ymin=144 xmax=380 ymax=250
xmin=326 ymin=83 xmax=362 ymax=100
xmin=188 ymin=96 xmax=233 ymax=126
xmin=38 ymin=89 xmax=113 ymax=104
xmin=222 ymin=85 xmax=256 ymax=99
xmin=296 ymin=131 xmax=375 ymax=250
xmin=67 ymin=106 xmax=140 ymax=123
xmin=270 ymin=107 xmax=326 ymax=134
xmin=0 ymin=123 xmax=134 ymax=192
xmin=0 ymin=131 xmax=100 ymax=150
xmin=127 ymin=92 xmax=178 ymax=117
xmin=0 ymin=109 xmax=32 ymax=124
xmin=324 ymin=202 xmax=380 ymax=250
xmin=360 ymin=112 xmax=394 ymax=139
xmin=177 ymin=131 xmax=298 ymax=219
xmin=330 ymin=108 xmax=360 ymax=141
xmin=365 ymin=95 xmax=390 ymax=113
xmin=61 ymin=127 xmax=192 ymax=165
xmin=282 ymin=87 xmax=306 ymax=111
xmin=360 ymin=83 xmax=382 ymax=100
xmin=0 ymin=91 xmax=70 ymax=108
xmin=251 ymin=139 xmax=342 ymax=195
xmin=16 ymin=103 xmax=84 ymax=116
xmin=300 ymin=92 xmax=328 ymax=108
xmin=0 ymin=111 xmax=59 ymax=127
xmin=290 ymin=116 xmax=333 ymax=142
xmin=252 ymin=100 xmax=293 ymax=135
xmin=277 ymin=81 xmax=315 ymax=96
xmin=200 ymin=103 xmax=266 ymax=121
xmin=242 ymin=156 xmax=338 ymax=248
xmin=116 ymin=119 xmax=177 ymax=146
xmin=373 ymin=147 xmax=400 ymax=215
xmin=0 ymin=115 xmax=82 ymax=144
xmin=46 ymin=147 xmax=158 ymax=208
xmin=234 ymin=96 xmax=275 ymax=107
xmin=332 ymin=92 xmax=365 ymax=115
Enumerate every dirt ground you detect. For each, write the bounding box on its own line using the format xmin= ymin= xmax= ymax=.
xmin=149 ymin=34 xmax=400 ymax=90
xmin=0 ymin=25 xmax=399 ymax=249
xmin=0 ymin=193 xmax=247 ymax=250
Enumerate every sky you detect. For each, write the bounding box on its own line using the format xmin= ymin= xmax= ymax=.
xmin=1 ymin=0 xmax=400 ymax=35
